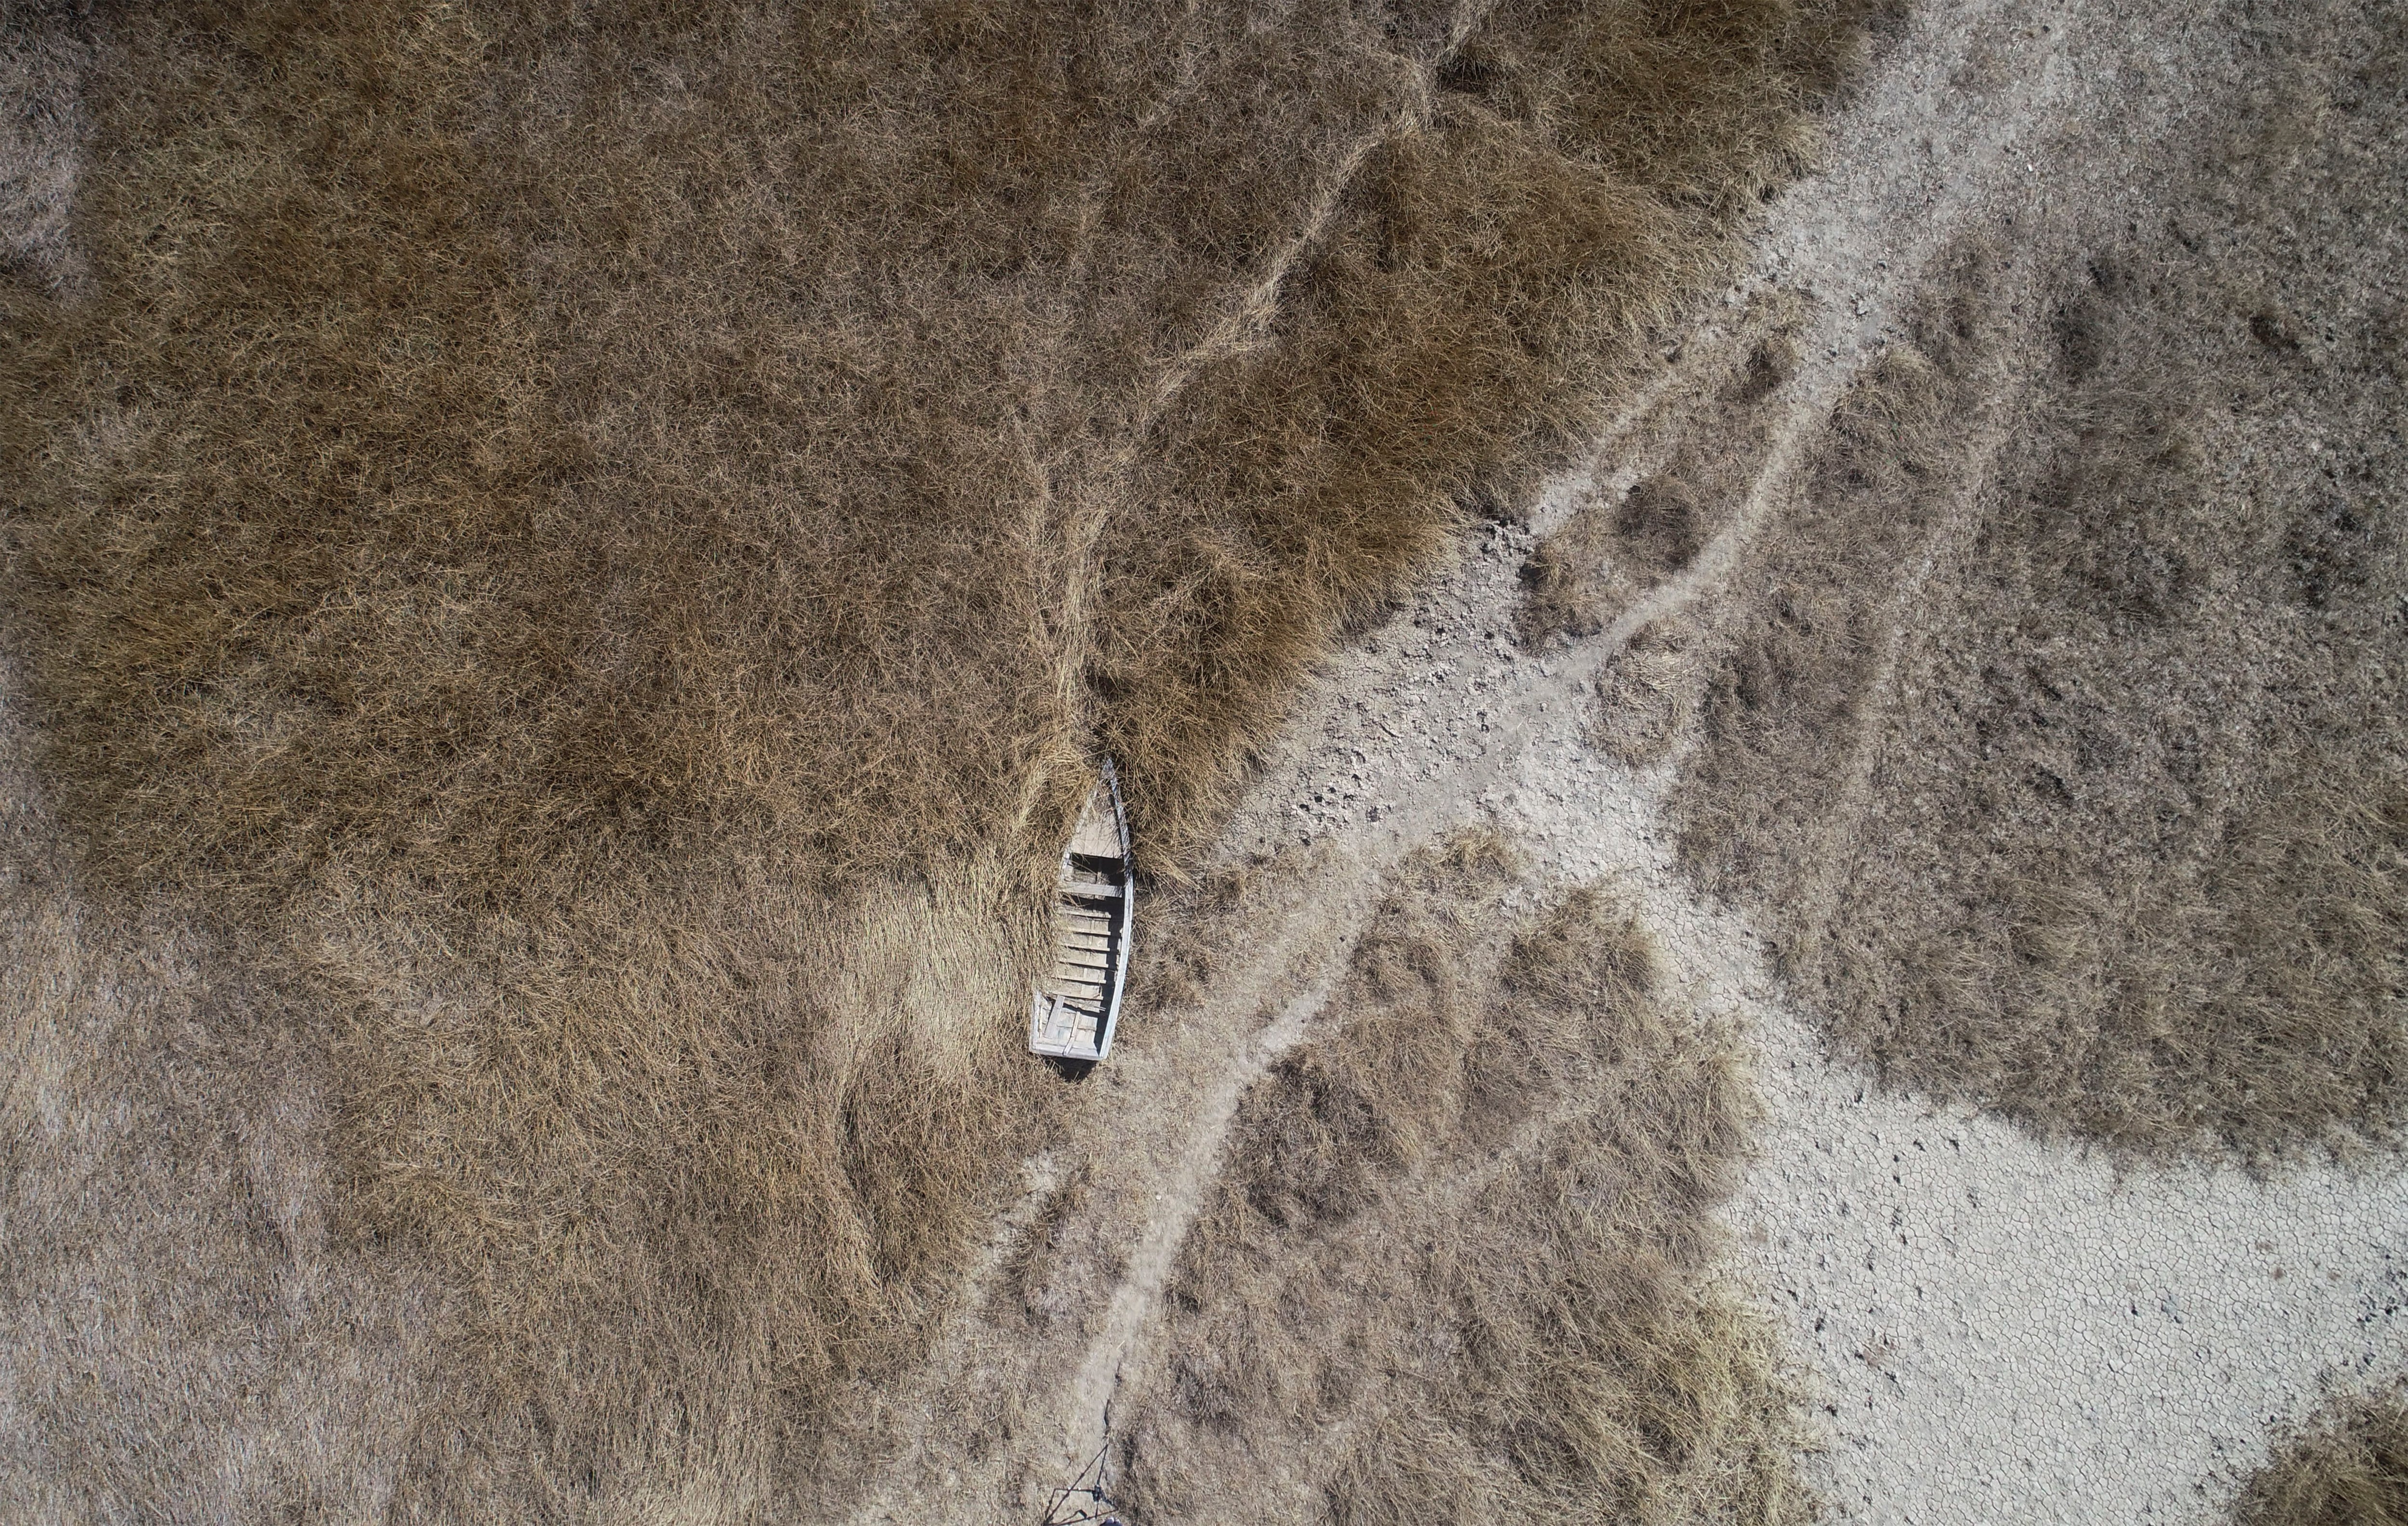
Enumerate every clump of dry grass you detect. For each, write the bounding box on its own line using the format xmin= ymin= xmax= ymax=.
xmin=1590 ymin=613 xmax=1706 ymax=766
xmin=0 ymin=0 xmax=1887 ymax=1511
xmin=2234 ymin=1388 xmax=2408 ymax=1526
xmin=1125 ymin=849 xmax=1294 ymax=1019
xmin=1669 ymin=274 xmax=1989 ymax=907
xmin=1116 ymin=841 xmax=1805 ymax=1526
xmin=1517 ymin=292 xmax=1810 ymax=649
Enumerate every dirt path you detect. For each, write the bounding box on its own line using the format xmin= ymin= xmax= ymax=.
xmin=1049 ymin=944 xmax=1348 ymax=1474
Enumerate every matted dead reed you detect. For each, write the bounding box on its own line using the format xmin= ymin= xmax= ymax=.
xmin=1 ymin=0 xmax=1882 ymax=1512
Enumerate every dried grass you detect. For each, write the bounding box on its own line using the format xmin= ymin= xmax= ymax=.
xmin=0 ymin=0 xmax=1882 ymax=1511
xmin=1589 ymin=612 xmax=1705 ymax=766
xmin=0 ymin=0 xmax=89 ymax=298
xmin=2235 ymin=1388 xmax=2408 ymax=1526
xmin=1117 ymin=839 xmax=1806 ymax=1526
xmin=1518 ymin=292 xmax=1808 ymax=648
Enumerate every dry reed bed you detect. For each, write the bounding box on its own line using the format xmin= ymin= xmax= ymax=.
xmin=2 ymin=0 xmax=1883 ymax=1512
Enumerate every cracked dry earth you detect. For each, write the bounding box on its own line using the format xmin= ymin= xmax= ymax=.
xmin=853 ymin=0 xmax=2408 ymax=1520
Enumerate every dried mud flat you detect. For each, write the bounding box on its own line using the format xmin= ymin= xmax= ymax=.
xmin=852 ymin=0 xmax=2408 ymax=1520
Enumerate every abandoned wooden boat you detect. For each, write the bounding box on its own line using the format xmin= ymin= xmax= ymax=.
xmin=1029 ymin=759 xmax=1132 ymax=1063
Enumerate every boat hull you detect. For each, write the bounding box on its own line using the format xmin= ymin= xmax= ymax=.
xmin=1029 ymin=761 xmax=1132 ymax=1062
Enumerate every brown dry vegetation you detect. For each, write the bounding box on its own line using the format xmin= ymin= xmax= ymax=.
xmin=0 ymin=0 xmax=1893 ymax=1514
xmin=1518 ymin=290 xmax=1807 ymax=648
xmin=1116 ymin=838 xmax=1804 ymax=1526
xmin=0 ymin=2 xmax=88 ymax=298
xmin=1589 ymin=609 xmax=1706 ymax=765
xmin=1667 ymin=248 xmax=1994 ymax=910
xmin=2 ymin=0 xmax=1890 ymax=904
xmin=1624 ymin=8 xmax=2408 ymax=1158
xmin=2235 ymin=1387 xmax=2408 ymax=1526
